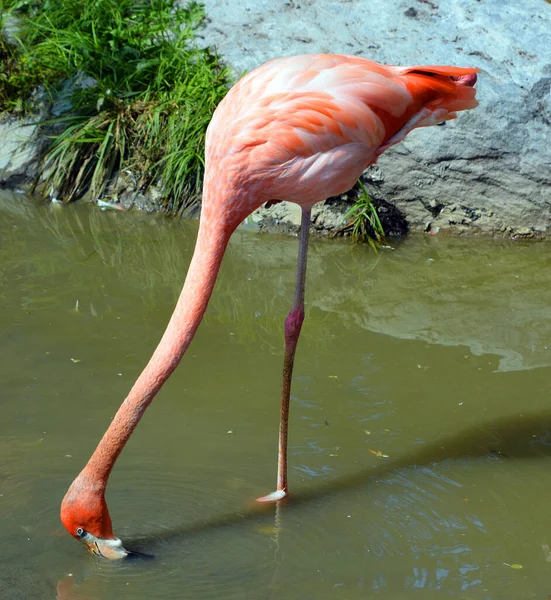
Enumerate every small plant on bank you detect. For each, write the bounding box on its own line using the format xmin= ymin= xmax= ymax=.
xmin=3 ymin=0 xmax=231 ymax=214
xmin=337 ymin=181 xmax=387 ymax=250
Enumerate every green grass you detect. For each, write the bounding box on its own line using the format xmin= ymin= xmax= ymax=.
xmin=0 ymin=32 xmax=35 ymax=114
xmin=0 ymin=3 xmax=52 ymax=114
xmin=1 ymin=0 xmax=231 ymax=214
xmin=336 ymin=181 xmax=387 ymax=250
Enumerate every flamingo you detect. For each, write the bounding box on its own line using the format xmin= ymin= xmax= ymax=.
xmin=60 ymin=54 xmax=478 ymax=558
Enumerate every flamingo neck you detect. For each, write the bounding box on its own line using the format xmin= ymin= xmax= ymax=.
xmin=84 ymin=217 xmax=231 ymax=484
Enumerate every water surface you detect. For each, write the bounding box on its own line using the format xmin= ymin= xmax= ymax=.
xmin=1 ymin=191 xmax=551 ymax=599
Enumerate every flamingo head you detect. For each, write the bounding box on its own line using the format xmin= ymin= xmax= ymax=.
xmin=60 ymin=472 xmax=129 ymax=559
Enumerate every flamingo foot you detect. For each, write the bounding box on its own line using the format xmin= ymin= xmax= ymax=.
xmin=256 ymin=489 xmax=287 ymax=503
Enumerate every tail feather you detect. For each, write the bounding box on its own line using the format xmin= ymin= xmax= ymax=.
xmin=404 ymin=65 xmax=479 ymax=78
xmin=397 ymin=64 xmax=479 ymax=122
xmin=372 ymin=63 xmax=479 ymax=154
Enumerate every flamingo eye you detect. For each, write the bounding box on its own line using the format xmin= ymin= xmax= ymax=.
xmin=76 ymin=527 xmax=85 ymax=537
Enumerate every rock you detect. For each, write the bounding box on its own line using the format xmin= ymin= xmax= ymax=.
xmin=0 ymin=114 xmax=44 ymax=186
xmin=198 ymin=0 xmax=551 ymax=237
xmin=251 ymin=181 xmax=408 ymax=239
xmin=251 ymin=199 xmax=343 ymax=235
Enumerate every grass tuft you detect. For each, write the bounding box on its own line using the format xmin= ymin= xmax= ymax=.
xmin=336 ymin=181 xmax=387 ymax=250
xmin=2 ymin=0 xmax=231 ymax=214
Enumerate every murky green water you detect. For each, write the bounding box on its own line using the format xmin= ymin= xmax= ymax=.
xmin=1 ymin=190 xmax=551 ymax=599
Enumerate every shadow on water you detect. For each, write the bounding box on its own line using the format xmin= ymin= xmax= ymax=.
xmin=126 ymin=407 xmax=551 ymax=554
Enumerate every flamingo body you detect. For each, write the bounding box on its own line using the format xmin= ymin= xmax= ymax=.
xmin=60 ymin=54 xmax=478 ymax=558
xmin=203 ymin=54 xmax=477 ymax=226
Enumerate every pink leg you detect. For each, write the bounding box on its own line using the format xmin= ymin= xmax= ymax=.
xmin=258 ymin=207 xmax=311 ymax=503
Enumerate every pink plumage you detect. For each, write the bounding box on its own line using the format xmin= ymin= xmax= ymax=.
xmin=204 ymin=53 xmax=478 ymax=227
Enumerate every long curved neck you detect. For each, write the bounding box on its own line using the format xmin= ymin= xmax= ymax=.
xmin=83 ymin=217 xmax=231 ymax=484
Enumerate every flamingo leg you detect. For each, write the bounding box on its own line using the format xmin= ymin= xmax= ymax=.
xmin=257 ymin=207 xmax=312 ymax=503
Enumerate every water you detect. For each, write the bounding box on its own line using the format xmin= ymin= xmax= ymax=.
xmin=1 ymin=190 xmax=551 ymax=599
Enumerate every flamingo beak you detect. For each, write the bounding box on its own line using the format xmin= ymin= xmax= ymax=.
xmin=79 ymin=532 xmax=129 ymax=560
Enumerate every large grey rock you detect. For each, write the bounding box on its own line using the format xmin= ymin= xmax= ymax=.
xmin=198 ymin=0 xmax=551 ymax=237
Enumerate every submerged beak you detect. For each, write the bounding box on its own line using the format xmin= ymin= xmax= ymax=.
xmin=80 ymin=532 xmax=129 ymax=560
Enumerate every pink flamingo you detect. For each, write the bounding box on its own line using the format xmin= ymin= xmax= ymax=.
xmin=60 ymin=54 xmax=478 ymax=558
